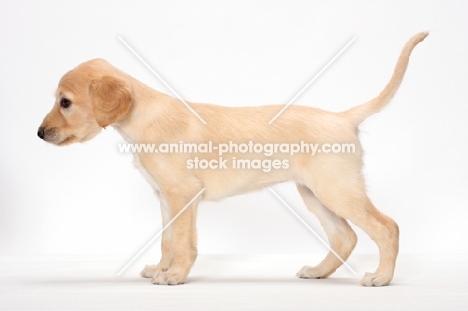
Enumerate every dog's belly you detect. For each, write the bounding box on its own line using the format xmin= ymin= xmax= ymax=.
xmin=134 ymin=153 xmax=296 ymax=201
xmin=200 ymin=167 xmax=293 ymax=201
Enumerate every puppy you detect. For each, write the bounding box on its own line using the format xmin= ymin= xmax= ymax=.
xmin=38 ymin=32 xmax=428 ymax=286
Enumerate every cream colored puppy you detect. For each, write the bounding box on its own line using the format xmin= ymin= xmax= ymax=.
xmin=38 ymin=32 xmax=428 ymax=286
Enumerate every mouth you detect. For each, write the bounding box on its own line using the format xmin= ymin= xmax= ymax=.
xmin=57 ymin=135 xmax=76 ymax=146
xmin=38 ymin=127 xmax=76 ymax=146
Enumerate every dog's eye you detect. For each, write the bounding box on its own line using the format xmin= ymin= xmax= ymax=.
xmin=60 ymin=98 xmax=72 ymax=108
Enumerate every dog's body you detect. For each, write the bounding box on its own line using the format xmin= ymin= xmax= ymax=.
xmin=38 ymin=32 xmax=428 ymax=286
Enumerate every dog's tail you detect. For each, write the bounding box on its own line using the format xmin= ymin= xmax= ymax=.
xmin=343 ymin=32 xmax=429 ymax=125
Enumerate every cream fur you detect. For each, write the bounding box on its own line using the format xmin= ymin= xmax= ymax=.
xmin=38 ymin=32 xmax=428 ymax=286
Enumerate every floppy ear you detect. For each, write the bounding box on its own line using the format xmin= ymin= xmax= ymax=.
xmin=89 ymin=76 xmax=132 ymax=128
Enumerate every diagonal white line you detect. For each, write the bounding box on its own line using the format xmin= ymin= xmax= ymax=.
xmin=117 ymin=188 xmax=206 ymax=276
xmin=267 ymin=187 xmax=357 ymax=275
xmin=118 ymin=36 xmax=207 ymax=125
xmin=268 ymin=36 xmax=356 ymax=124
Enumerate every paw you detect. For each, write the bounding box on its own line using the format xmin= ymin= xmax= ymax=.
xmin=151 ymin=267 xmax=188 ymax=285
xmin=360 ymin=272 xmax=392 ymax=287
xmin=296 ymin=265 xmax=330 ymax=279
xmin=140 ymin=264 xmax=168 ymax=278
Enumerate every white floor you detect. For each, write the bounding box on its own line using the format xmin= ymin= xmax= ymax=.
xmin=0 ymin=254 xmax=467 ymax=310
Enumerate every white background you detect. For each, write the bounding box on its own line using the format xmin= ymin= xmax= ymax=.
xmin=1 ymin=0 xmax=467 ymax=258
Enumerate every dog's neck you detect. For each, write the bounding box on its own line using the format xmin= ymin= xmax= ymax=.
xmin=112 ymin=79 xmax=194 ymax=144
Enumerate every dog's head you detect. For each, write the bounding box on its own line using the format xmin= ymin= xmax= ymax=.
xmin=38 ymin=59 xmax=132 ymax=145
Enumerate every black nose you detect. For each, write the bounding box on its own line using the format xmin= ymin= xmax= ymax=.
xmin=37 ymin=127 xmax=45 ymax=139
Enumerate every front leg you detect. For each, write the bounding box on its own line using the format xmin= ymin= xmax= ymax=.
xmin=141 ymin=196 xmax=174 ymax=278
xmin=151 ymin=189 xmax=201 ymax=285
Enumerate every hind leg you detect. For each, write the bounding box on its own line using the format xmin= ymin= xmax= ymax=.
xmin=354 ymin=200 xmax=399 ymax=286
xmin=350 ymin=198 xmax=399 ymax=286
xmin=305 ymin=168 xmax=399 ymax=286
xmin=296 ymin=183 xmax=357 ymax=279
